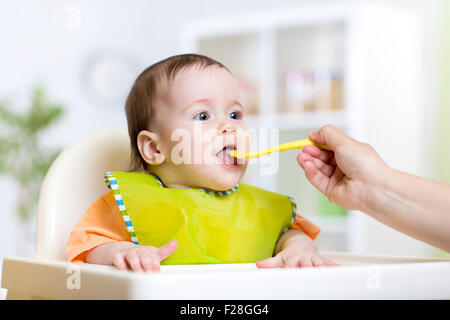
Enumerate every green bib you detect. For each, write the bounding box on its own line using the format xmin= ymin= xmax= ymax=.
xmin=105 ymin=171 xmax=296 ymax=264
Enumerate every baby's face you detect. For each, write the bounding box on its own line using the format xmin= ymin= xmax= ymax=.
xmin=151 ymin=65 xmax=249 ymax=191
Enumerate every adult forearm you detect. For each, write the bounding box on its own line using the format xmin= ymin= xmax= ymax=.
xmin=361 ymin=167 xmax=450 ymax=252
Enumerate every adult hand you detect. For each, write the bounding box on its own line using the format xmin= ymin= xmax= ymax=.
xmin=297 ymin=125 xmax=450 ymax=252
xmin=296 ymin=125 xmax=388 ymax=211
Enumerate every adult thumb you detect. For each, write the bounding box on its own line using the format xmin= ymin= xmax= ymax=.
xmin=158 ymin=240 xmax=178 ymax=261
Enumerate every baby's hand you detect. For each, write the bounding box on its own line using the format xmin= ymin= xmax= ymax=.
xmin=256 ymin=248 xmax=337 ymax=268
xmin=255 ymin=230 xmax=338 ymax=268
xmin=112 ymin=240 xmax=178 ymax=273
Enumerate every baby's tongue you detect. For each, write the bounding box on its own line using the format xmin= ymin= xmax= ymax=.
xmin=218 ymin=148 xmax=237 ymax=165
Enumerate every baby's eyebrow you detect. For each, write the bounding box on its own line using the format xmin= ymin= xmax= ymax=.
xmin=182 ymin=98 xmax=211 ymax=112
xmin=229 ymin=99 xmax=246 ymax=113
xmin=231 ymin=99 xmax=243 ymax=108
xmin=181 ymin=98 xmax=244 ymax=112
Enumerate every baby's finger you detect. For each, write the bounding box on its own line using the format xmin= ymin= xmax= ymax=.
xmin=283 ymin=256 xmax=299 ymax=268
xmin=112 ymin=252 xmax=127 ymax=271
xmin=150 ymin=251 xmax=161 ymax=272
xmin=298 ymin=256 xmax=313 ymax=268
xmin=144 ymin=250 xmax=161 ymax=272
xmin=125 ymin=251 xmax=144 ymax=272
xmin=157 ymin=240 xmax=178 ymax=261
xmin=255 ymin=255 xmax=284 ymax=268
xmin=311 ymin=255 xmax=324 ymax=267
xmin=137 ymin=250 xmax=155 ymax=272
xmin=323 ymin=258 xmax=339 ymax=267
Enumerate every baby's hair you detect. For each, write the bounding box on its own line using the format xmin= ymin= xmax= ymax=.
xmin=125 ymin=53 xmax=230 ymax=172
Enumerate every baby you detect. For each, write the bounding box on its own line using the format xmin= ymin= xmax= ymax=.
xmin=66 ymin=54 xmax=337 ymax=272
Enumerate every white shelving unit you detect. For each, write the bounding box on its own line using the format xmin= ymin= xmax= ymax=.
xmin=180 ymin=4 xmax=426 ymax=255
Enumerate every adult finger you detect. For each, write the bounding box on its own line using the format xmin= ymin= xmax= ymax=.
xmin=302 ymin=145 xmax=334 ymax=164
xmin=302 ymin=160 xmax=330 ymax=196
xmin=298 ymin=152 xmax=335 ymax=177
xmin=310 ymin=125 xmax=353 ymax=151
xmin=157 ymin=240 xmax=178 ymax=261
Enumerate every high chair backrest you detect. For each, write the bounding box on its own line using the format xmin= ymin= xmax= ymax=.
xmin=35 ymin=130 xmax=131 ymax=260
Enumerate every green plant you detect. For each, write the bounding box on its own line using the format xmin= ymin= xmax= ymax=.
xmin=0 ymin=87 xmax=64 ymax=221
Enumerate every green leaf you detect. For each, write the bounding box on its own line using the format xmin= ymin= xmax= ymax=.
xmin=0 ymin=86 xmax=65 ymax=221
xmin=24 ymin=88 xmax=64 ymax=134
xmin=0 ymin=101 xmax=23 ymax=127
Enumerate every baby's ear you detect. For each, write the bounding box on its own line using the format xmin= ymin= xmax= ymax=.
xmin=137 ymin=130 xmax=166 ymax=165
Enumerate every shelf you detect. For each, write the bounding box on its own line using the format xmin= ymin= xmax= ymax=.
xmin=197 ymin=34 xmax=261 ymax=115
xmin=198 ymin=33 xmax=259 ymax=80
xmin=276 ymin=23 xmax=345 ymax=72
xmin=193 ymin=23 xmax=346 ymax=116
xmin=276 ymin=23 xmax=346 ymax=114
xmin=245 ymin=110 xmax=347 ymax=131
xmin=181 ymin=3 xmax=425 ymax=255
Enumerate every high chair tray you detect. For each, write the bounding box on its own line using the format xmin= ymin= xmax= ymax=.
xmin=2 ymin=252 xmax=450 ymax=299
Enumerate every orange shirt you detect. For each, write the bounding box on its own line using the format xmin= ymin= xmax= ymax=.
xmin=66 ymin=191 xmax=321 ymax=263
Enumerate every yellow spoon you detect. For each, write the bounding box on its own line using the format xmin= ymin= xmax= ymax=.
xmin=228 ymin=139 xmax=331 ymax=159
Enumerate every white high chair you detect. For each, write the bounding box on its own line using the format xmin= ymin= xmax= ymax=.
xmin=2 ymin=130 xmax=450 ymax=299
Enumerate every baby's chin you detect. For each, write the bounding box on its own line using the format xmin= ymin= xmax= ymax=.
xmin=192 ymin=165 xmax=246 ymax=192
xmin=203 ymin=180 xmax=239 ymax=192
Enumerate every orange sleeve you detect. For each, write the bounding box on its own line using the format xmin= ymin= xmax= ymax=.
xmin=289 ymin=213 xmax=321 ymax=240
xmin=66 ymin=191 xmax=131 ymax=263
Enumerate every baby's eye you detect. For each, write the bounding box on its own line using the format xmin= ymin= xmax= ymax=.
xmin=229 ymin=111 xmax=242 ymax=120
xmin=193 ymin=112 xmax=210 ymax=121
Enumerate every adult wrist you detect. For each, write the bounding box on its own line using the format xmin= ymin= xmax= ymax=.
xmin=359 ymin=164 xmax=395 ymax=217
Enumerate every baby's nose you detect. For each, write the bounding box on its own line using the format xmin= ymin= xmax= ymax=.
xmin=217 ymin=122 xmax=236 ymax=134
xmin=220 ymin=127 xmax=236 ymax=134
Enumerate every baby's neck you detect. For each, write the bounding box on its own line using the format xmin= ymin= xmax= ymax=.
xmin=152 ymin=173 xmax=226 ymax=192
xmin=148 ymin=169 xmax=232 ymax=192
xmin=164 ymin=182 xmax=193 ymax=190
xmin=149 ymin=171 xmax=198 ymax=190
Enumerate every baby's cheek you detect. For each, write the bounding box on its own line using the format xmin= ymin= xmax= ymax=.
xmin=236 ymin=130 xmax=250 ymax=151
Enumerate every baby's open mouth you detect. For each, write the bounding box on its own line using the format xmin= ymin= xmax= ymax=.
xmin=216 ymin=145 xmax=239 ymax=167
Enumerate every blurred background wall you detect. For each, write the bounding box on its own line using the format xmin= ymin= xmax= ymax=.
xmin=437 ymin=0 xmax=450 ymax=184
xmin=0 ymin=0 xmax=448 ymax=298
